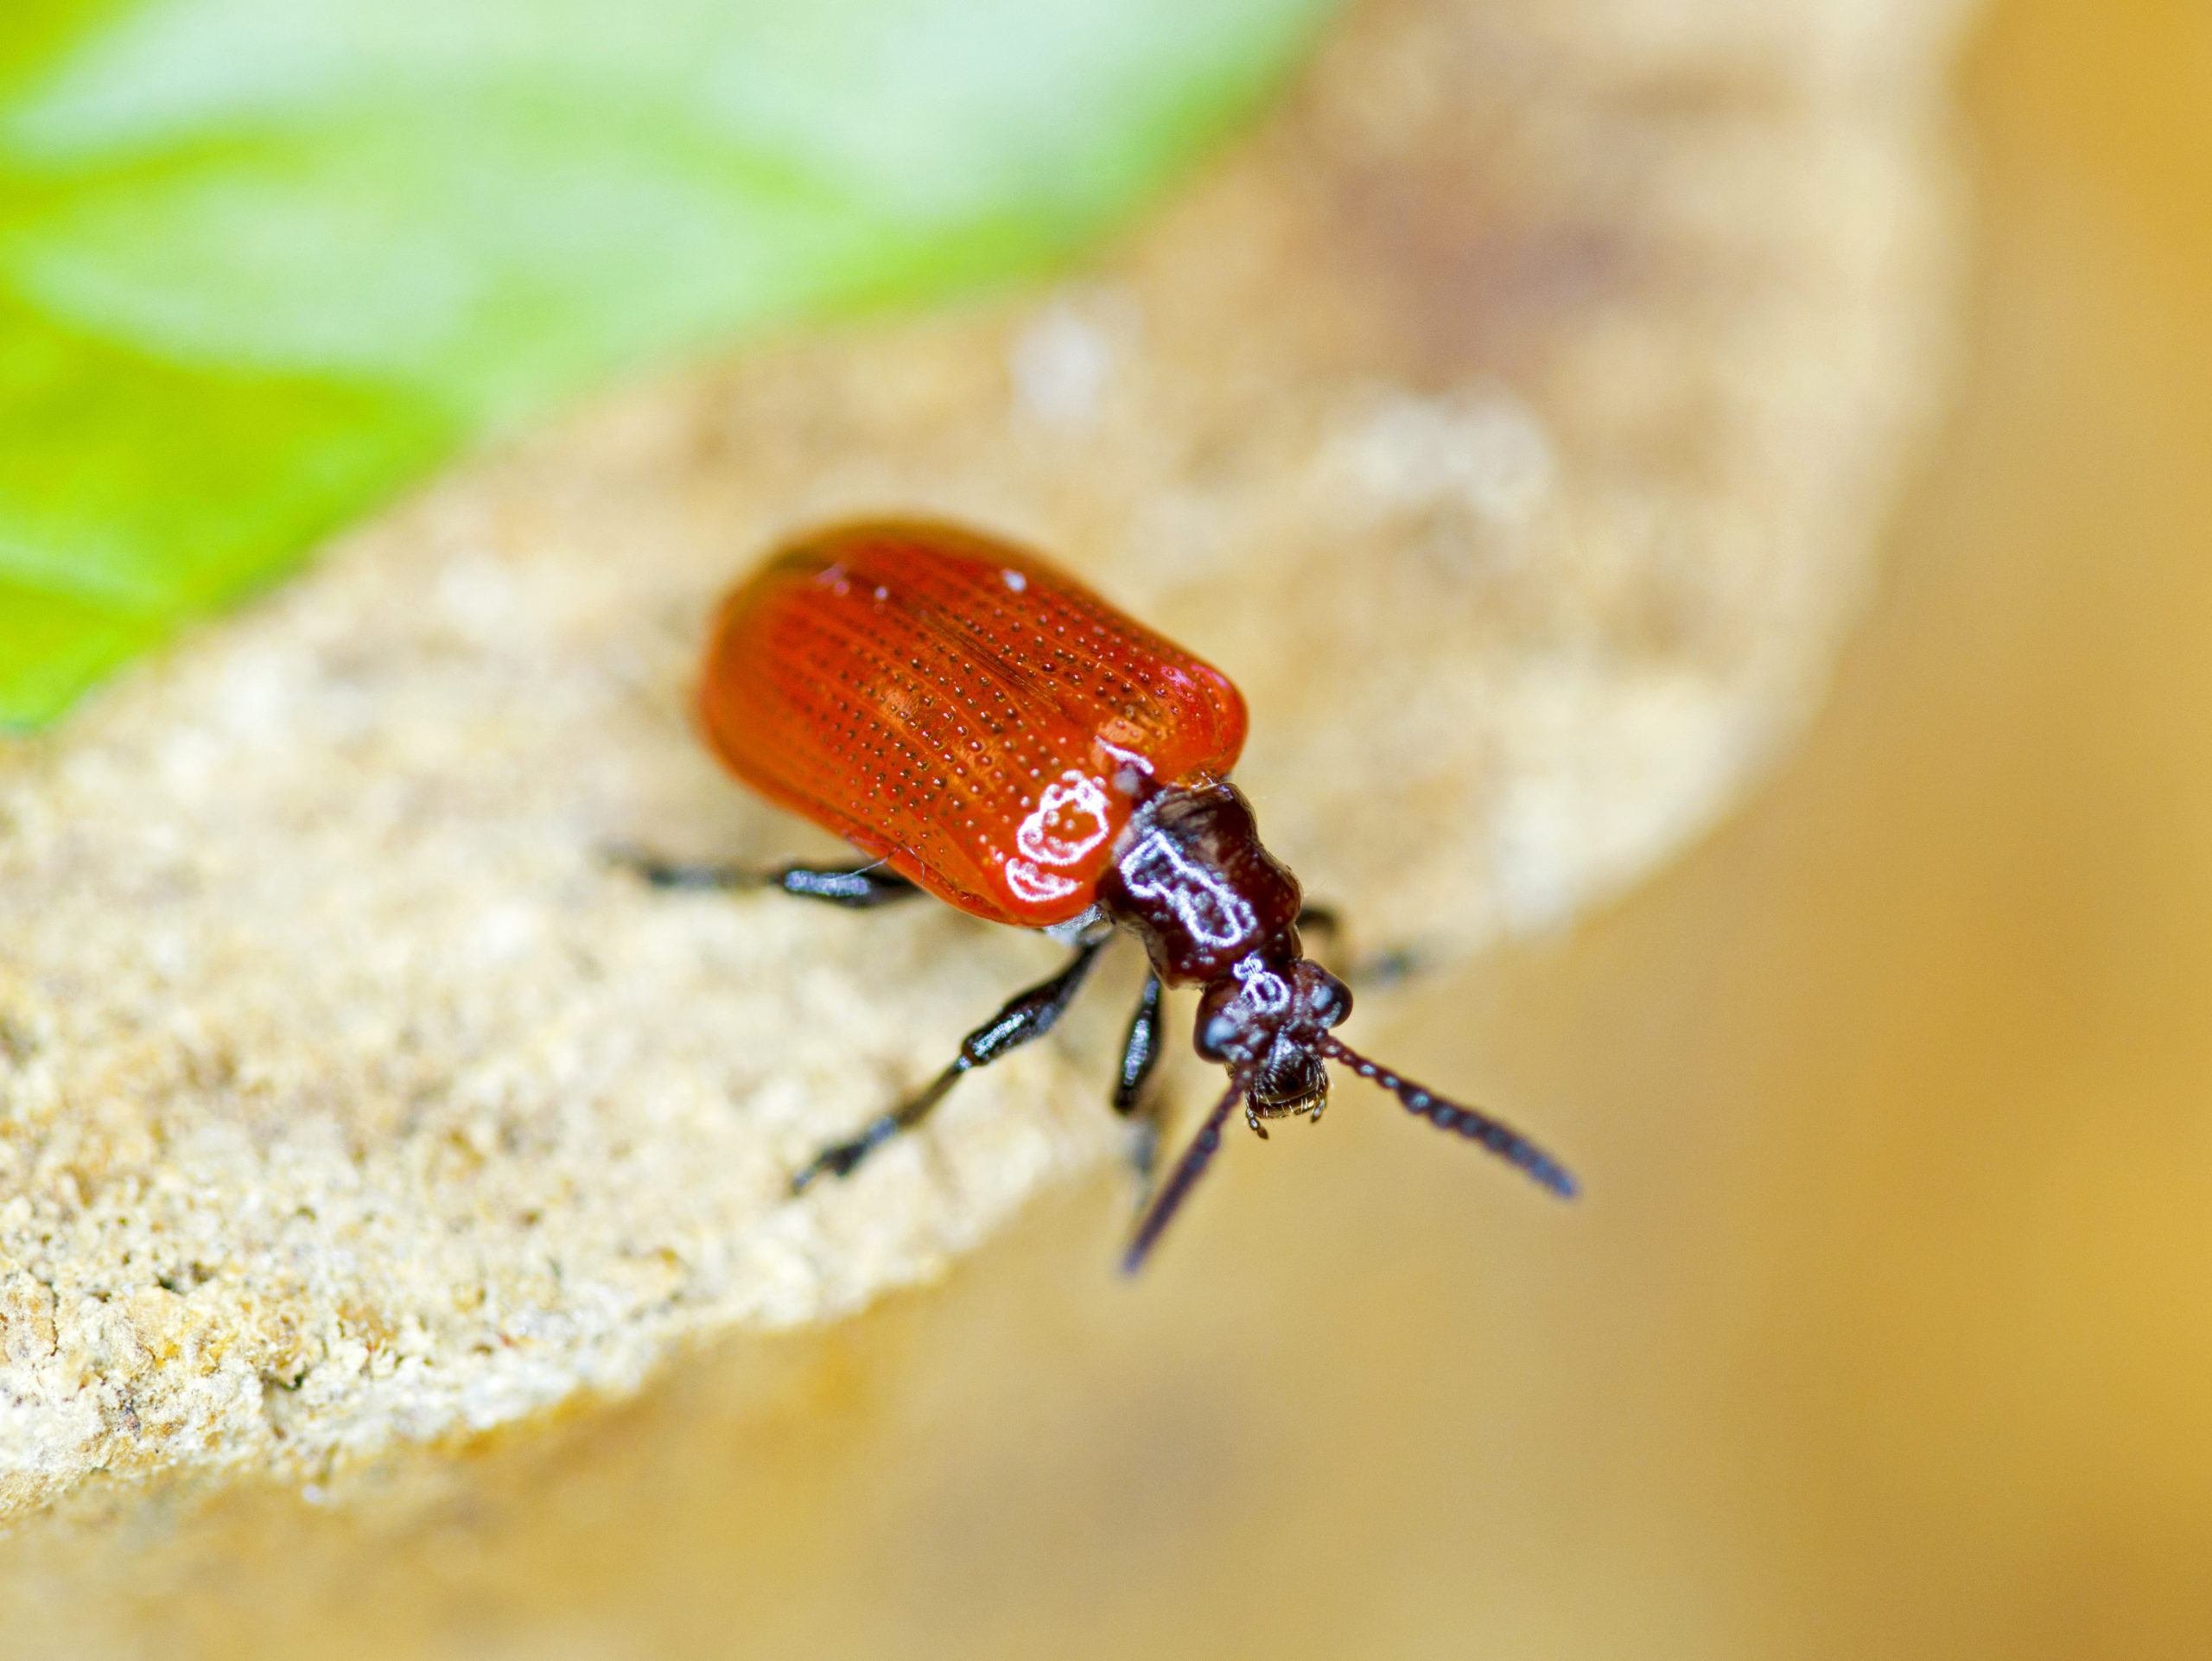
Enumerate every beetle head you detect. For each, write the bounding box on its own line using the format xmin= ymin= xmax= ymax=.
xmin=1194 ymin=954 xmax=1351 ymax=1121
xmin=1129 ymin=951 xmax=1578 ymax=1276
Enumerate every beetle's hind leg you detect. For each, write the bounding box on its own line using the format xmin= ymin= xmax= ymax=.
xmin=791 ymin=940 xmax=1107 ymax=1193
xmin=604 ymin=844 xmax=919 ymax=909
xmin=1295 ymin=904 xmax=1418 ymax=990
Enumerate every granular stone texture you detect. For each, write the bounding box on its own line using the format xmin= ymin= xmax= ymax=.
xmin=0 ymin=0 xmax=1974 ymax=1518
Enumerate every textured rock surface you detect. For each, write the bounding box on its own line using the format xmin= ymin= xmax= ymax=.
xmin=0 ymin=0 xmax=1972 ymax=1518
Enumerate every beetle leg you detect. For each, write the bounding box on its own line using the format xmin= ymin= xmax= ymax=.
xmin=791 ymin=940 xmax=1106 ymax=1193
xmin=605 ymin=845 xmax=919 ymax=909
xmin=1111 ymin=973 xmax=1168 ymax=1186
xmin=1294 ymin=903 xmax=1418 ymax=990
xmin=1110 ymin=974 xmax=1166 ymax=1117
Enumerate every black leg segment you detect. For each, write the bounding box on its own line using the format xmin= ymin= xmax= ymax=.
xmin=1111 ymin=974 xmax=1166 ymax=1117
xmin=606 ymin=844 xmax=920 ymax=909
xmin=791 ymin=941 xmax=1107 ymax=1193
xmin=1112 ymin=972 xmax=1169 ymax=1187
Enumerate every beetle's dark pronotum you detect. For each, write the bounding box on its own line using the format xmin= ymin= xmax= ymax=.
xmin=617 ymin=519 xmax=1575 ymax=1271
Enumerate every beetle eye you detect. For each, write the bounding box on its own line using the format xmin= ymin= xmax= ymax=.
xmin=1196 ymin=1013 xmax=1239 ymax=1061
xmin=1301 ymin=965 xmax=1352 ymax=1029
xmin=1195 ymin=979 xmax=1269 ymax=1066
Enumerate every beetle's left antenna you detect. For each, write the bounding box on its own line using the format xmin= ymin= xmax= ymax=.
xmin=1122 ymin=1076 xmax=1247 ymax=1274
xmin=1319 ymin=1036 xmax=1579 ymax=1199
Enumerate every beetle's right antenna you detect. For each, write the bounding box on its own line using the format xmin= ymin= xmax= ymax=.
xmin=1319 ymin=1035 xmax=1579 ymax=1199
xmin=1122 ymin=1076 xmax=1247 ymax=1275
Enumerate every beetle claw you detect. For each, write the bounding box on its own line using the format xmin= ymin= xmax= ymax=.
xmin=789 ymin=1131 xmax=878 ymax=1193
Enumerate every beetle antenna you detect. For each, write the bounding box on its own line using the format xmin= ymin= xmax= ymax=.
xmin=1319 ymin=1036 xmax=1579 ymax=1199
xmin=1122 ymin=1076 xmax=1247 ymax=1275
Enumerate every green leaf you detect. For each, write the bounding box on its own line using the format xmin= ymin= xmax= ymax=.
xmin=0 ymin=0 xmax=1334 ymax=729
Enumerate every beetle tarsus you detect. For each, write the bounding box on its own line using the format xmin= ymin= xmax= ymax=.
xmin=789 ymin=1125 xmax=890 ymax=1193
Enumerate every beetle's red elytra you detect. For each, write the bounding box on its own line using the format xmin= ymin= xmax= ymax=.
xmin=697 ymin=520 xmax=1247 ymax=927
xmin=617 ymin=519 xmax=1575 ymax=1271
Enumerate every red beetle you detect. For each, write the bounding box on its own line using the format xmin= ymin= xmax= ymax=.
xmin=618 ymin=519 xmax=1574 ymax=1270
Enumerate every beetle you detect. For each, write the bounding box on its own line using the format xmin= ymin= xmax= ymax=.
xmin=616 ymin=519 xmax=1575 ymax=1270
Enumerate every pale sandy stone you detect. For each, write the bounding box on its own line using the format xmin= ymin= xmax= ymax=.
xmin=0 ymin=0 xmax=1974 ymax=1518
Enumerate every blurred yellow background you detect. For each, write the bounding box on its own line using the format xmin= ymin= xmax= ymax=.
xmin=29 ymin=1 xmax=2212 ymax=1656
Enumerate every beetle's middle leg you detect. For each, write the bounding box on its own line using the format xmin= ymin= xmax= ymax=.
xmin=791 ymin=940 xmax=1106 ymax=1192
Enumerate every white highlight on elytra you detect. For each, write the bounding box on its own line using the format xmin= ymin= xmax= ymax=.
xmin=1005 ymin=768 xmax=1112 ymax=904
